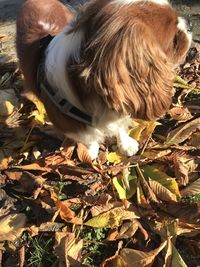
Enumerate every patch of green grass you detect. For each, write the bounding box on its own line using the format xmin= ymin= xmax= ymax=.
xmin=27 ymin=235 xmax=58 ymax=267
xmin=182 ymin=193 xmax=200 ymax=203
xmin=81 ymin=228 xmax=115 ymax=266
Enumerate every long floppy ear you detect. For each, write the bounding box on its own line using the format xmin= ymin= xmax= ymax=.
xmin=79 ymin=17 xmax=175 ymax=121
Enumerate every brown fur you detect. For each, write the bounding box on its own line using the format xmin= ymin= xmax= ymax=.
xmin=72 ymin=1 xmax=190 ymax=120
xmin=16 ymin=0 xmax=87 ymax=133
xmin=16 ymin=0 xmax=191 ymax=135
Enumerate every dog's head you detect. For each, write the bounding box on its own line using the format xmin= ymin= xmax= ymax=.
xmin=73 ymin=0 xmax=192 ymax=120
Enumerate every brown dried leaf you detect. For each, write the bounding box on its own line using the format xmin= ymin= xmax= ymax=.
xmin=188 ymin=132 xmax=200 ymax=147
xmin=157 ymin=201 xmax=200 ymax=224
xmin=55 ymin=232 xmax=83 ymax=267
xmin=101 ymin=241 xmax=124 ymax=267
xmin=177 ymin=222 xmax=200 ymax=237
xmin=117 ymin=219 xmax=139 ymax=239
xmin=142 ymin=149 xmax=172 ymax=161
xmin=149 ymin=180 xmax=177 ymax=202
xmin=77 ymin=143 xmax=93 ymax=165
xmin=165 ymin=118 xmax=200 ymax=146
xmin=56 ymin=200 xmax=82 ymax=224
xmin=181 ymin=178 xmax=200 ymax=197
xmin=168 ymin=107 xmax=192 ymax=122
xmin=14 ymin=163 xmax=52 ymax=172
xmin=120 ymin=240 xmax=167 ymax=267
xmin=173 ymin=154 xmax=199 ymax=186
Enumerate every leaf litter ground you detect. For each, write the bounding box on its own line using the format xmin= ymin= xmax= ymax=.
xmin=0 ymin=36 xmax=200 ymax=267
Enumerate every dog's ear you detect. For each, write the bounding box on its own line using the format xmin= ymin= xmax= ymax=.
xmin=80 ymin=19 xmax=175 ymax=120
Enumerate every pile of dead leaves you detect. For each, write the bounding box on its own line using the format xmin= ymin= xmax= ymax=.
xmin=0 ymin=41 xmax=200 ymax=267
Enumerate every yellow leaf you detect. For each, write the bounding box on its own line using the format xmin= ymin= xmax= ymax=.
xmin=170 ymin=243 xmax=187 ymax=267
xmin=0 ymin=89 xmax=18 ymax=116
xmin=85 ymin=207 xmax=140 ymax=229
xmin=107 ymin=152 xmax=126 ymax=164
xmin=129 ymin=120 xmax=159 ymax=144
xmin=0 ymin=101 xmax=14 ymax=116
xmin=0 ymin=213 xmax=27 ymax=241
xmin=25 ymin=92 xmax=47 ymax=124
xmin=113 ymin=175 xmax=137 ymax=200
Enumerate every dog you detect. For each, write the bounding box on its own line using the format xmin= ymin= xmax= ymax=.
xmin=16 ymin=0 xmax=192 ymax=159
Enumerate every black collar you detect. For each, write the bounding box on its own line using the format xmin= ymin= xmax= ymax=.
xmin=37 ymin=35 xmax=93 ymax=126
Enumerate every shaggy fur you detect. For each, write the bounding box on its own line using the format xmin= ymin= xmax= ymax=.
xmin=16 ymin=0 xmax=192 ymax=158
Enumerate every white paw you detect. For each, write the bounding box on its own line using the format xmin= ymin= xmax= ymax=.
xmin=117 ymin=130 xmax=139 ymax=156
xmin=88 ymin=142 xmax=100 ymax=160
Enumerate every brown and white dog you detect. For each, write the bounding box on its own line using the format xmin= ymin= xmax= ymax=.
xmin=16 ymin=0 xmax=192 ymax=158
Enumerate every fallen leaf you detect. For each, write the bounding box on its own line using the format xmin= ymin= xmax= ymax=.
xmin=177 ymin=222 xmax=200 ymax=237
xmin=170 ymin=243 xmax=187 ymax=267
xmin=168 ymin=107 xmax=192 ymax=122
xmin=77 ymin=143 xmax=92 ymax=165
xmin=117 ymin=219 xmax=140 ymax=239
xmin=85 ymin=207 xmax=140 ymax=229
xmin=0 ymin=213 xmax=27 ymax=241
xmin=141 ymin=165 xmax=180 ymax=198
xmin=188 ymin=132 xmax=200 ymax=147
xmin=129 ymin=120 xmax=158 ymax=144
xmin=142 ymin=149 xmax=172 ymax=161
xmin=120 ymin=240 xmax=167 ymax=267
xmin=165 ymin=118 xmax=200 ymax=146
xmin=0 ymin=89 xmax=18 ymax=116
xmin=55 ymin=232 xmax=83 ymax=267
xmin=56 ymin=201 xmax=82 ymax=224
xmin=157 ymin=201 xmax=200 ymax=224
xmin=107 ymin=152 xmax=126 ymax=164
xmin=149 ymin=180 xmax=177 ymax=202
xmin=101 ymin=241 xmax=125 ymax=267
xmin=113 ymin=174 xmax=137 ymax=200
xmin=181 ymin=178 xmax=200 ymax=197
xmin=173 ymin=154 xmax=198 ymax=186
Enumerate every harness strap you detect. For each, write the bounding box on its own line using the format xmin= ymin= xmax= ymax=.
xmin=37 ymin=35 xmax=93 ymax=126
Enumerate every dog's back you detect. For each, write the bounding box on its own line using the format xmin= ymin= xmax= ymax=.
xmin=16 ymin=0 xmax=74 ymax=95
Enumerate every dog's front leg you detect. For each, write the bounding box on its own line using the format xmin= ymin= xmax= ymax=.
xmin=117 ymin=128 xmax=139 ymax=157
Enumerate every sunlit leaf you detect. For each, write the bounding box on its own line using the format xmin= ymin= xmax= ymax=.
xmin=170 ymin=243 xmax=187 ymax=267
xmin=85 ymin=207 xmax=140 ymax=228
xmin=120 ymin=240 xmax=167 ymax=267
xmin=107 ymin=152 xmax=126 ymax=164
xmin=129 ymin=120 xmax=159 ymax=143
xmin=149 ymin=180 xmax=177 ymax=201
xmin=55 ymin=232 xmax=83 ymax=267
xmin=141 ymin=165 xmax=180 ymax=198
xmin=0 ymin=89 xmax=18 ymax=116
xmin=165 ymin=118 xmax=200 ymax=146
xmin=113 ymin=174 xmax=137 ymax=200
xmin=0 ymin=213 xmax=27 ymax=241
xmin=56 ymin=200 xmax=82 ymax=224
xmin=181 ymin=178 xmax=200 ymax=197
xmin=142 ymin=149 xmax=171 ymax=160
xmin=77 ymin=143 xmax=92 ymax=165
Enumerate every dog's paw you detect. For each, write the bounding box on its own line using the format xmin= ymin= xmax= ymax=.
xmin=118 ymin=130 xmax=139 ymax=156
xmin=88 ymin=142 xmax=100 ymax=160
